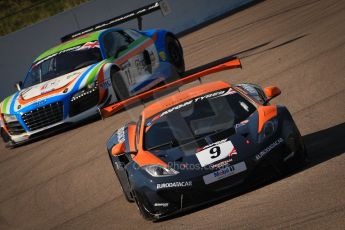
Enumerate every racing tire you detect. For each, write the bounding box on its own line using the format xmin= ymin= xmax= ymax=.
xmin=165 ymin=35 xmax=185 ymax=75
xmin=111 ymin=158 xmax=135 ymax=203
xmin=282 ymin=133 xmax=307 ymax=173
xmin=110 ymin=68 xmax=130 ymax=101
xmin=1 ymin=128 xmax=10 ymax=143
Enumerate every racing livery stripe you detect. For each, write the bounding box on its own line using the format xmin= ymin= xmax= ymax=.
xmin=133 ymin=150 xmax=168 ymax=167
xmin=72 ymin=63 xmax=98 ymax=92
xmin=97 ymin=65 xmax=107 ymax=103
xmin=126 ymin=123 xmax=137 ymax=152
xmin=4 ymin=94 xmax=17 ymax=114
xmin=1 ymin=96 xmax=12 ymax=113
xmin=85 ymin=61 xmax=106 ymax=86
xmin=9 ymin=92 xmax=20 ymax=114
xmin=115 ymin=33 xmax=157 ymax=65
xmin=35 ymin=31 xmax=102 ymax=62
xmin=126 ymin=35 xmax=147 ymax=51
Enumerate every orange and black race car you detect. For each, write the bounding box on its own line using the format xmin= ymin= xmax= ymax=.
xmin=106 ymin=80 xmax=307 ymax=221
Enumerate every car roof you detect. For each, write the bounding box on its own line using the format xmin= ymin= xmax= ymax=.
xmin=142 ymin=81 xmax=231 ymax=119
xmin=34 ymin=30 xmax=104 ymax=62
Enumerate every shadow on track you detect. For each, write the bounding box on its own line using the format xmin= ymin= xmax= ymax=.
xmin=181 ymin=0 xmax=320 ymax=49
xmin=240 ymin=34 xmax=308 ymax=59
xmin=304 ymin=122 xmax=345 ymax=167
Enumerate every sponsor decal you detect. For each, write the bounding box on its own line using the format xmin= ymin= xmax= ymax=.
xmin=160 ymin=90 xmax=226 ymax=118
xmin=200 ymin=138 xmax=228 ymax=151
xmin=117 ymin=126 xmax=126 ymax=143
xmin=214 ymin=88 xmax=236 ymax=97
xmin=99 ymin=79 xmax=112 ymax=89
xmin=33 ymin=100 xmax=47 ymax=107
xmin=159 ymin=51 xmax=166 ymax=61
xmin=154 ymin=203 xmax=169 ymax=207
xmin=210 ymin=158 xmax=233 ymax=169
xmin=194 ymin=90 xmax=227 ymax=103
xmin=157 ymin=181 xmax=192 ymax=189
xmin=160 ymin=100 xmax=193 ymax=117
xmin=203 ymin=161 xmax=247 ymax=185
xmin=35 ymin=45 xmax=82 ymax=66
xmin=80 ymin=41 xmax=99 ymax=49
xmin=40 ymin=82 xmax=57 ymax=94
xmin=214 ymin=167 xmax=232 ymax=177
xmin=255 ymin=138 xmax=284 ymax=161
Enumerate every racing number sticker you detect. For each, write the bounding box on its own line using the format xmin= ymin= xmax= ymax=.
xmin=209 ymin=146 xmax=221 ymax=159
xmin=196 ymin=140 xmax=237 ymax=167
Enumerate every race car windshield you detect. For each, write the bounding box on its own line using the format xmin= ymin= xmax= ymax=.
xmin=144 ymin=89 xmax=256 ymax=151
xmin=23 ymin=42 xmax=102 ymax=88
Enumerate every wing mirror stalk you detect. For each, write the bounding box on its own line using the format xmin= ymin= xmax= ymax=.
xmin=15 ymin=81 xmax=23 ymax=91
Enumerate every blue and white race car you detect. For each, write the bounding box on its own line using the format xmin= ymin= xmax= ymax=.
xmin=0 ymin=6 xmax=184 ymax=146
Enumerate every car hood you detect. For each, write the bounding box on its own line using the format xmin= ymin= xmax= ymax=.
xmin=0 ymin=62 xmax=104 ymax=114
xmin=21 ymin=68 xmax=86 ymax=100
xmin=151 ymin=123 xmax=258 ymax=169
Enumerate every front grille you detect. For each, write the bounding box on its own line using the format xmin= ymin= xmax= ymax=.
xmin=22 ymin=102 xmax=64 ymax=131
xmin=5 ymin=121 xmax=25 ymax=135
xmin=69 ymin=88 xmax=99 ymax=117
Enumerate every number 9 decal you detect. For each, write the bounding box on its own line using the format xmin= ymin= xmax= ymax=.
xmin=210 ymin=146 xmax=221 ymax=159
xmin=196 ymin=140 xmax=237 ymax=167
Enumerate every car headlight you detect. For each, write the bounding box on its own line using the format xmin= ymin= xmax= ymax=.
xmin=143 ymin=164 xmax=179 ymax=177
xmin=258 ymin=119 xmax=278 ymax=143
xmin=3 ymin=114 xmax=18 ymax=123
xmin=71 ymin=81 xmax=98 ymax=102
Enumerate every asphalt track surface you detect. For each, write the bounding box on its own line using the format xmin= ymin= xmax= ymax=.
xmin=1 ymin=0 xmax=344 ymax=229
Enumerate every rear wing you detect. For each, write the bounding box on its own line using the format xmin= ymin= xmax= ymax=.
xmin=61 ymin=0 xmax=171 ymax=43
xmin=101 ymin=58 xmax=242 ymax=118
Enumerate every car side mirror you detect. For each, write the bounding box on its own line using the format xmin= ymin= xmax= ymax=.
xmin=114 ymin=45 xmax=128 ymax=58
xmin=111 ymin=142 xmax=126 ymax=156
xmin=15 ymin=81 xmax=23 ymax=91
xmin=263 ymin=86 xmax=281 ymax=104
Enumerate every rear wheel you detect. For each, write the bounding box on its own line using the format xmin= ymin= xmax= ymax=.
xmin=111 ymin=68 xmax=130 ymax=101
xmin=165 ymin=35 xmax=185 ymax=75
xmin=282 ymin=133 xmax=307 ymax=173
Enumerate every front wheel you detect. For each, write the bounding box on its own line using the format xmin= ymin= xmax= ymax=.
xmin=1 ymin=128 xmax=11 ymax=143
xmin=165 ymin=35 xmax=185 ymax=75
xmin=110 ymin=157 xmax=135 ymax=202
